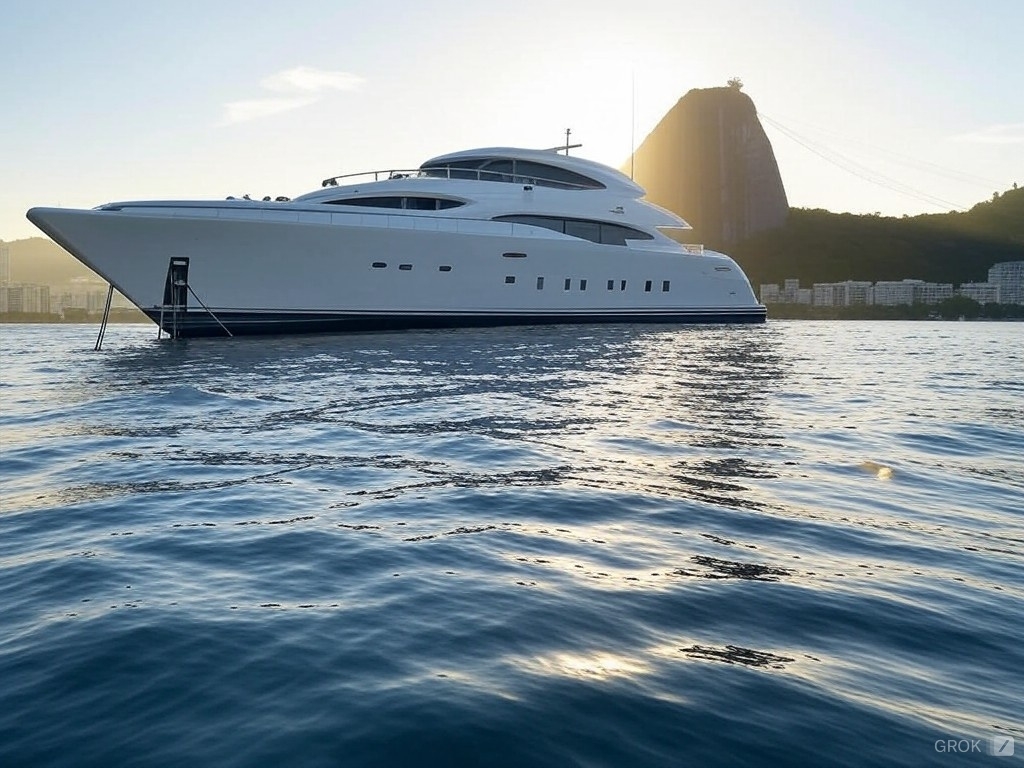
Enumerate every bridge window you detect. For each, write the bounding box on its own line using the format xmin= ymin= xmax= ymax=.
xmin=421 ymin=158 xmax=605 ymax=190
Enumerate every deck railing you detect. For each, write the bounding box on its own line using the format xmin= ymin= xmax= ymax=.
xmin=320 ymin=166 xmax=598 ymax=191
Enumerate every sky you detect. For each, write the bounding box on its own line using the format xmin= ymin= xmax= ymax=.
xmin=2 ymin=0 xmax=1022 ymax=242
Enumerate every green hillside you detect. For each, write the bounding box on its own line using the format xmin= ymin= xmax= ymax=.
xmin=2 ymin=236 xmax=99 ymax=284
xmin=732 ymin=186 xmax=1024 ymax=288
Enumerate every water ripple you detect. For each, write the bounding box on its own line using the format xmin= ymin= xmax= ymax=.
xmin=1 ymin=321 xmax=1022 ymax=768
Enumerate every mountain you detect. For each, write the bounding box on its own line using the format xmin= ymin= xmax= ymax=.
xmin=731 ymin=186 xmax=1024 ymax=288
xmin=627 ymin=85 xmax=789 ymax=249
xmin=1 ymin=236 xmax=100 ymax=284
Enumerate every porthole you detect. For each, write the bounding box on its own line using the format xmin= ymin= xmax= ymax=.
xmin=564 ymin=278 xmax=571 ymax=291
xmin=607 ymin=280 xmax=614 ymax=290
xmin=505 ymin=275 xmax=516 ymax=284
xmin=662 ymin=280 xmax=671 ymax=292
xmin=644 ymin=280 xmax=652 ymax=292
xmin=399 ymin=264 xmax=413 ymax=271
xmin=580 ymin=279 xmax=587 ymax=291
xmin=439 ymin=265 xmax=452 ymax=272
xmin=372 ymin=262 xmax=387 ymax=268
xmin=536 ymin=277 xmax=545 ymax=289
xmin=620 ymin=280 xmax=627 ymax=291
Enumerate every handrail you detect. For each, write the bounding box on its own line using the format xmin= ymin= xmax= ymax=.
xmin=320 ymin=166 xmax=600 ymax=191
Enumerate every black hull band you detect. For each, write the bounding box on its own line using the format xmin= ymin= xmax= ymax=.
xmin=142 ymin=308 xmax=768 ymax=338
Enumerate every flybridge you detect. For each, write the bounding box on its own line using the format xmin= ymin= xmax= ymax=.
xmin=321 ymin=143 xmax=641 ymax=193
xmin=320 ymin=161 xmax=603 ymax=191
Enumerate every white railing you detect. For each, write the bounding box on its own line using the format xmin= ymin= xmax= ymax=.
xmin=320 ymin=166 xmax=597 ymax=191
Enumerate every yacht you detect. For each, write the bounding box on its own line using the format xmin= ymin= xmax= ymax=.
xmin=26 ymin=146 xmax=766 ymax=337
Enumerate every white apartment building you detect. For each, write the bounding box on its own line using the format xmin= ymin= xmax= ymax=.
xmin=812 ymin=283 xmax=841 ymax=306
xmin=0 ymin=243 xmax=10 ymax=285
xmin=760 ymin=284 xmax=780 ymax=304
xmin=2 ymin=284 xmax=51 ymax=314
xmin=760 ymin=279 xmax=812 ymax=304
xmin=913 ymin=281 xmax=953 ymax=304
xmin=958 ymin=282 xmax=999 ymax=303
xmin=762 ymin=276 xmax=984 ymax=307
xmin=870 ymin=280 xmax=918 ymax=306
xmin=813 ymin=280 xmax=874 ymax=306
xmin=987 ymin=261 xmax=1023 ymax=304
xmin=780 ymin=279 xmax=801 ymax=303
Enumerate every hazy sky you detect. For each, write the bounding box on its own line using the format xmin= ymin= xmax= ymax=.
xmin=2 ymin=0 xmax=1022 ymax=241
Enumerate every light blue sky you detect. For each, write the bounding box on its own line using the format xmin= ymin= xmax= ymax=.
xmin=2 ymin=0 xmax=1022 ymax=241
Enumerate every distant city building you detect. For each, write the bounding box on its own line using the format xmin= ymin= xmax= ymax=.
xmin=54 ymin=288 xmax=131 ymax=314
xmin=812 ymin=283 xmax=841 ymax=307
xmin=812 ymin=280 xmax=873 ymax=306
xmin=2 ymin=284 xmax=51 ymax=314
xmin=958 ymin=282 xmax=999 ymax=304
xmin=912 ymin=281 xmax=953 ymax=304
xmin=761 ymin=279 xmax=813 ymax=304
xmin=781 ymin=278 xmax=801 ymax=303
xmin=873 ymin=280 xmax=921 ymax=306
xmin=760 ymin=284 xmax=780 ymax=304
xmin=760 ymin=277 xmax=961 ymax=307
xmin=987 ymin=261 xmax=1024 ymax=304
xmin=0 ymin=242 xmax=10 ymax=285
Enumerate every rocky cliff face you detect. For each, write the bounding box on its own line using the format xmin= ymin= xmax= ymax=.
xmin=628 ymin=87 xmax=788 ymax=250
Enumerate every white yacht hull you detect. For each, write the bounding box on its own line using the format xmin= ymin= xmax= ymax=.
xmin=27 ymin=204 xmax=765 ymax=337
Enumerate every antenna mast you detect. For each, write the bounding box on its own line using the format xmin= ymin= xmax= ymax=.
xmin=630 ymin=73 xmax=636 ymax=180
xmin=564 ymin=128 xmax=572 ymax=155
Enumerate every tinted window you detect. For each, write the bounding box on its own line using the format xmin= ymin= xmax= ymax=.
xmin=405 ymin=197 xmax=438 ymax=210
xmin=564 ymin=220 xmax=601 ymax=243
xmin=494 ymin=215 xmax=650 ymax=245
xmin=421 ymin=159 xmax=487 ymax=180
xmin=328 ymin=196 xmax=403 ymax=208
xmin=499 ymin=215 xmax=564 ymax=233
xmin=327 ymin=196 xmax=463 ymax=210
xmin=420 ymin=158 xmax=604 ymax=189
xmin=481 ymin=159 xmax=514 ymax=182
xmin=600 ymin=222 xmax=653 ymax=245
xmin=513 ymin=161 xmax=604 ymax=189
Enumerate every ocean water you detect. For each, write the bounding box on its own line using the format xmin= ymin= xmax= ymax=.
xmin=0 ymin=320 xmax=1021 ymax=767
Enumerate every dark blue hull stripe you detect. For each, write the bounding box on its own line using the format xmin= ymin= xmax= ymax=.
xmin=142 ymin=308 xmax=768 ymax=337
